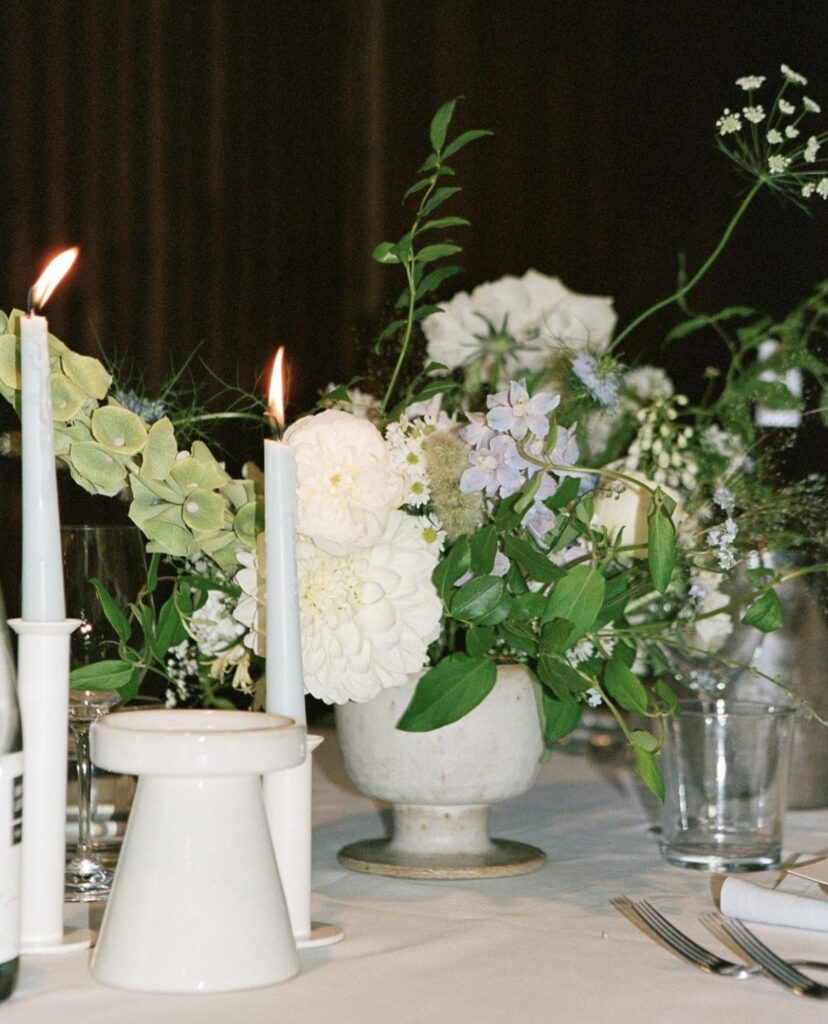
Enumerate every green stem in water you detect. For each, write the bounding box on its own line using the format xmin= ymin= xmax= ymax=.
xmin=608 ymin=179 xmax=764 ymax=353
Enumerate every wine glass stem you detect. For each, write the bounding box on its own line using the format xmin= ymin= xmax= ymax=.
xmin=70 ymin=718 xmax=96 ymax=857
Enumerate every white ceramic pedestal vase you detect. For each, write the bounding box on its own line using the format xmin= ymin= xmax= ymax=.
xmin=335 ymin=664 xmax=546 ymax=879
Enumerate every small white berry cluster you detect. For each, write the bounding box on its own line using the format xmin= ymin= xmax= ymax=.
xmin=625 ymin=396 xmax=698 ymax=491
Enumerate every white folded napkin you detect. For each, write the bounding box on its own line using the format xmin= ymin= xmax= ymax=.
xmin=720 ymin=874 xmax=828 ymax=931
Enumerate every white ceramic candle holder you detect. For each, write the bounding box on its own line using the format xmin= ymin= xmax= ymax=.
xmin=263 ymin=734 xmax=343 ymax=948
xmin=90 ymin=709 xmax=305 ymax=993
xmin=9 ymin=618 xmax=93 ymax=954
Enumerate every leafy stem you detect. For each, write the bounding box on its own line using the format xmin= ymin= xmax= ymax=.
xmin=608 ymin=179 xmax=764 ymax=353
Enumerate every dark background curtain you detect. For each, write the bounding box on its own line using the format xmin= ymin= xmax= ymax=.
xmin=0 ymin=0 xmax=827 ymax=612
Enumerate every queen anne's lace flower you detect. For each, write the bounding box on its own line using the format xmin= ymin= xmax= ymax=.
xmin=766 ymin=128 xmax=784 ymax=144
xmin=742 ymin=105 xmax=765 ymax=124
xmin=297 ymin=511 xmax=442 ymax=703
xmin=778 ymin=98 xmax=795 ymax=115
xmin=804 ymin=96 xmax=822 ymax=114
xmin=768 ymin=154 xmax=791 ymax=174
xmin=284 ymin=410 xmax=404 ymax=552
xmin=736 ymin=75 xmax=766 ymax=91
xmin=781 ymin=64 xmax=807 ymax=86
xmin=716 ymin=109 xmax=741 ymax=135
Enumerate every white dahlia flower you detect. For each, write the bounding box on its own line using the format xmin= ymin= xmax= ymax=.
xmin=298 ymin=510 xmax=442 ymax=703
xmin=283 ymin=410 xmax=405 ymax=553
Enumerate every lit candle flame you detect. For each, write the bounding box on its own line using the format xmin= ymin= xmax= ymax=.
xmin=267 ymin=347 xmax=286 ymax=431
xmin=28 ymin=247 xmax=79 ymax=314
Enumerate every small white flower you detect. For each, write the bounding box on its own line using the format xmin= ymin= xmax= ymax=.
xmin=778 ymin=98 xmax=796 ymax=115
xmin=742 ymin=105 xmax=765 ymax=124
xmin=736 ymin=75 xmax=766 ymax=91
xmin=766 ymin=128 xmax=784 ymax=144
xmin=817 ymin=178 xmax=828 ymax=199
xmin=805 ymin=136 xmax=821 ymax=163
xmin=584 ymin=688 xmax=603 ymax=708
xmin=802 ymin=182 xmax=816 ymax=198
xmin=570 ymin=639 xmax=596 ymax=666
xmin=781 ymin=64 xmax=807 ymax=86
xmin=716 ymin=108 xmax=742 ymax=135
xmin=418 ymin=513 xmax=446 ymax=554
xmin=804 ymin=96 xmax=822 ymax=114
xmin=768 ymin=154 xmax=791 ymax=174
xmin=785 ymin=124 xmax=800 ymax=139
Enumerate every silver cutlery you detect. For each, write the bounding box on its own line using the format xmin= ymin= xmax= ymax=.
xmin=612 ymin=897 xmax=828 ymax=982
xmin=701 ymin=912 xmax=828 ymax=999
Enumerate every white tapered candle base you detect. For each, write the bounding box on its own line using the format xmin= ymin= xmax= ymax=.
xmin=263 ymin=734 xmax=343 ymax=947
xmin=9 ymin=618 xmax=83 ymax=954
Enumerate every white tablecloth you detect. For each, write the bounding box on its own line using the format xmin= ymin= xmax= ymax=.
xmin=7 ymin=728 xmax=828 ymax=1022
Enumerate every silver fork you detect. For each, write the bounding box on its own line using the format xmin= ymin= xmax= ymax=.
xmin=612 ymin=897 xmax=828 ymax=981
xmin=702 ymin=912 xmax=828 ymax=999
xmin=611 ymin=897 xmax=760 ymax=978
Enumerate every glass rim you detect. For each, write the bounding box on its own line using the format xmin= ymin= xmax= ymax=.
xmin=675 ymin=698 xmax=798 ymax=719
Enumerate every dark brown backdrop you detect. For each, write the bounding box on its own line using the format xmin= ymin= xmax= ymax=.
xmin=1 ymin=0 xmax=827 ymax=611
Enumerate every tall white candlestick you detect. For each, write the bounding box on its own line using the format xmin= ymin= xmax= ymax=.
xmin=20 ymin=313 xmax=65 ymax=622
xmin=263 ymin=434 xmax=306 ymax=725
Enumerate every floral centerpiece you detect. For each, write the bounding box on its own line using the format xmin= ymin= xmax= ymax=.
xmin=2 ymin=66 xmax=827 ymax=799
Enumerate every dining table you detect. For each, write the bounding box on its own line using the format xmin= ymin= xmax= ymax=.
xmin=7 ymin=725 xmax=828 ymax=1023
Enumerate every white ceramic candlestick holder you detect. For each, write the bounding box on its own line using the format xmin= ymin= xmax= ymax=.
xmin=263 ymin=734 xmax=343 ymax=948
xmin=8 ymin=618 xmax=93 ymax=954
xmin=90 ymin=709 xmax=305 ymax=993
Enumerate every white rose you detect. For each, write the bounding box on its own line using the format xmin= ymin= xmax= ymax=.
xmin=284 ymin=410 xmax=404 ymax=552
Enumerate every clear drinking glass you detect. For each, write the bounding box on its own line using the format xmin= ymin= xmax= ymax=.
xmin=660 ymin=699 xmax=797 ymax=872
xmin=61 ymin=524 xmax=146 ymax=902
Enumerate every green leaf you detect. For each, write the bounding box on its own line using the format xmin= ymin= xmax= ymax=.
xmin=450 ymin=575 xmax=508 ymax=625
xmin=466 ymin=625 xmax=496 ymax=658
xmin=420 ymin=216 xmax=471 ymax=232
xmin=371 ymin=241 xmax=400 ymax=264
xmin=432 ymin=536 xmax=471 ymax=603
xmin=420 ymin=187 xmax=463 ymax=219
xmin=497 ymin=621 xmax=538 ymax=657
xmin=150 ymin=594 xmax=188 ymax=662
xmin=429 ymin=98 xmax=457 ymax=152
xmin=630 ymin=729 xmax=659 ymax=754
xmin=146 ymin=552 xmax=160 ymax=595
xmin=655 ymin=678 xmax=680 ymax=715
xmin=503 ymin=535 xmax=564 ymax=583
xmin=396 ymin=654 xmax=497 ymax=731
xmin=603 ymin=658 xmax=648 ymax=714
xmin=442 ymin=128 xmax=494 ymax=160
xmin=541 ymin=564 xmax=606 ymax=640
xmin=89 ymin=579 xmax=130 ymax=642
xmin=415 ymin=242 xmax=462 ymax=265
xmin=544 ymin=475 xmax=580 ymax=510
xmin=741 ymin=588 xmax=784 ymax=632
xmin=509 ymin=591 xmax=546 ymax=621
xmin=414 ymin=264 xmax=462 ymax=300
xmin=634 ymin=748 xmax=665 ymax=802
xmin=647 ymin=490 xmax=676 ymax=594
xmin=540 ymin=618 xmax=576 ymax=655
xmin=469 ymin=524 xmax=498 ymax=575
xmin=69 ymin=660 xmax=138 ymax=693
xmin=377 ymin=318 xmax=407 ymax=342
xmin=403 ymin=178 xmax=431 ymax=201
xmin=542 ymin=694 xmax=582 ymax=743
xmin=537 ymin=652 xmax=590 ymax=699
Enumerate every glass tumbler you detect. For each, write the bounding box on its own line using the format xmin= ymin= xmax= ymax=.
xmin=660 ymin=699 xmax=796 ymax=872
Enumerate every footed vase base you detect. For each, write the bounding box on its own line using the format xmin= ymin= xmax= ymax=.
xmin=337 ymin=837 xmax=546 ymax=880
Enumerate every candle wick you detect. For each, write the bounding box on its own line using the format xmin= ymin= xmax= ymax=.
xmin=26 ymin=287 xmax=36 ymax=315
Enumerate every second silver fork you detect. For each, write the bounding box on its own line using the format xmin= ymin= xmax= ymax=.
xmin=613 ymin=897 xmax=828 ymax=981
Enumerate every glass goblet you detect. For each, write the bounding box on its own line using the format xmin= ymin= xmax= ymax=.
xmin=61 ymin=524 xmax=146 ymax=902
